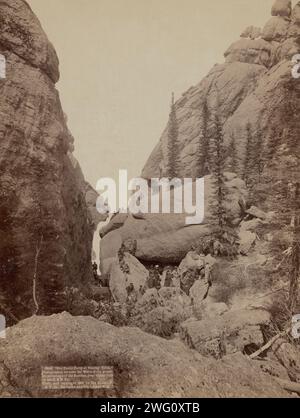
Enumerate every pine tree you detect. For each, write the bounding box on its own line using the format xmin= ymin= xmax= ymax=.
xmin=166 ymin=93 xmax=179 ymax=179
xmin=226 ymin=132 xmax=238 ymax=174
xmin=282 ymin=107 xmax=300 ymax=313
xmin=265 ymin=141 xmax=300 ymax=313
xmin=255 ymin=125 xmax=283 ymax=208
xmin=289 ymin=183 xmax=300 ymax=313
xmin=266 ymin=126 xmax=281 ymax=162
xmin=209 ymin=101 xmax=238 ymax=256
xmin=197 ymin=99 xmax=210 ymax=178
xmin=260 ymin=78 xmax=300 ymax=314
xmin=243 ymin=122 xmax=255 ymax=189
xmin=210 ymin=112 xmax=227 ymax=230
xmin=253 ymin=124 xmax=265 ymax=184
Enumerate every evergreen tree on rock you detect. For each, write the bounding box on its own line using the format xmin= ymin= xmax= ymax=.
xmin=243 ymin=122 xmax=255 ymax=189
xmin=197 ymin=98 xmax=210 ymax=178
xmin=209 ymin=98 xmax=238 ymax=256
xmin=166 ymin=93 xmax=180 ymax=179
xmin=226 ymin=131 xmax=238 ymax=175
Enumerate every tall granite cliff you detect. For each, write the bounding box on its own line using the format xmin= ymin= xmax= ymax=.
xmin=0 ymin=0 xmax=102 ymax=321
xmin=142 ymin=0 xmax=300 ymax=179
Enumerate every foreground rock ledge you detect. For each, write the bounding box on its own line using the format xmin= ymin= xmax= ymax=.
xmin=0 ymin=313 xmax=290 ymax=398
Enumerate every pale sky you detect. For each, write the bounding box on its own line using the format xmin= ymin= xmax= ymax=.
xmin=27 ymin=0 xmax=275 ymax=189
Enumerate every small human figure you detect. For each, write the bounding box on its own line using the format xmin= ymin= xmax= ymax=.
xmin=153 ymin=265 xmax=161 ymax=290
xmin=100 ymin=274 xmax=109 ymax=288
xmin=139 ymin=284 xmax=146 ymax=296
xmin=126 ymin=282 xmax=134 ymax=295
xmin=92 ymin=262 xmax=98 ymax=282
xmin=147 ymin=269 xmax=156 ymax=289
xmin=164 ymin=270 xmax=173 ymax=287
xmin=213 ymin=240 xmax=222 ymax=257
xmin=126 ymin=283 xmax=137 ymax=303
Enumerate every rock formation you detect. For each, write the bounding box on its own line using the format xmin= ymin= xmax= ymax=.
xmin=142 ymin=0 xmax=300 ymax=179
xmin=100 ymin=173 xmax=247 ymax=272
xmin=180 ymin=309 xmax=271 ymax=359
xmin=0 ymin=0 xmax=298 ymax=399
xmin=0 ymin=0 xmax=105 ymax=321
xmin=0 ymin=313 xmax=290 ymax=398
xmin=100 ymin=1 xmax=300 ymax=284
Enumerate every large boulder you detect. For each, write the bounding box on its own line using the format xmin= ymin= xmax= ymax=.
xmin=239 ymin=230 xmax=257 ymax=255
xmin=262 ymin=17 xmax=289 ymax=42
xmin=224 ymin=39 xmax=273 ymax=67
xmin=276 ymin=37 xmax=299 ymax=60
xmin=179 ymin=252 xmax=216 ymax=301
xmin=292 ymin=2 xmax=300 ymax=24
xmin=109 ymin=253 xmax=148 ymax=303
xmin=195 ymin=300 xmax=229 ymax=320
xmin=178 ymin=251 xmax=205 ymax=274
xmin=178 ymin=251 xmax=205 ymax=295
xmin=135 ymin=223 xmax=211 ymax=265
xmin=287 ymin=3 xmax=300 ymax=38
xmin=180 ymin=309 xmax=271 ymax=359
xmin=189 ymin=280 xmax=210 ymax=304
xmin=0 ymin=313 xmax=289 ymax=397
xmin=239 ymin=218 xmax=264 ymax=232
xmin=246 ymin=206 xmax=269 ymax=221
xmin=270 ymin=339 xmax=300 ymax=382
xmin=100 ymin=174 xmax=247 ymax=268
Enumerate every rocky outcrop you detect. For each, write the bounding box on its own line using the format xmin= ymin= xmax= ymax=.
xmin=142 ymin=1 xmax=300 ymax=179
xmin=0 ymin=0 xmax=59 ymax=83
xmin=271 ymin=0 xmax=292 ymax=17
xmin=239 ymin=229 xmax=257 ymax=256
xmin=0 ymin=0 xmax=105 ymax=320
xmin=109 ymin=253 xmax=148 ymax=303
xmin=241 ymin=26 xmax=262 ymax=40
xmin=270 ymin=338 xmax=300 ymax=382
xmin=100 ymin=173 xmax=247 ymax=272
xmin=68 ymin=152 xmax=105 ymax=229
xmin=225 ymin=38 xmax=273 ymax=67
xmin=0 ymin=313 xmax=290 ymax=397
xmin=262 ymin=16 xmax=290 ymax=42
xmin=180 ymin=309 xmax=271 ymax=359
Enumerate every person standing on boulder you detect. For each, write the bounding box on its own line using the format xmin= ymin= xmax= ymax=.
xmin=164 ymin=269 xmax=173 ymax=287
xmin=153 ymin=265 xmax=161 ymax=290
xmin=92 ymin=262 xmax=99 ymax=282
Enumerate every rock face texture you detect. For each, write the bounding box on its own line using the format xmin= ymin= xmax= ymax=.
xmin=109 ymin=253 xmax=148 ymax=303
xmin=271 ymin=0 xmax=292 ymax=17
xmin=0 ymin=313 xmax=290 ymax=397
xmin=142 ymin=1 xmax=300 ymax=179
xmin=180 ymin=309 xmax=271 ymax=359
xmin=0 ymin=0 xmax=103 ymax=320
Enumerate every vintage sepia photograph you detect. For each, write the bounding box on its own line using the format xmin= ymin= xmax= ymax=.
xmin=0 ymin=0 xmax=299 ymax=402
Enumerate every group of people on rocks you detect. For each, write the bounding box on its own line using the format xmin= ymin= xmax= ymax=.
xmin=145 ymin=252 xmax=215 ymax=302
xmin=147 ymin=265 xmax=163 ymax=290
xmin=92 ymin=237 xmax=217 ymax=306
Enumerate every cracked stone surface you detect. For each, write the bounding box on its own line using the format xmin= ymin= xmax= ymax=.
xmin=0 ymin=313 xmax=291 ymax=398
